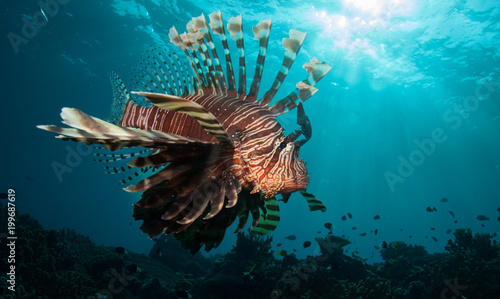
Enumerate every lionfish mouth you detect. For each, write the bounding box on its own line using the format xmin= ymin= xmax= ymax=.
xmin=280 ymin=178 xmax=309 ymax=194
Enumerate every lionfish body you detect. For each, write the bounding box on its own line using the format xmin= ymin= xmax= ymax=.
xmin=38 ymin=11 xmax=331 ymax=253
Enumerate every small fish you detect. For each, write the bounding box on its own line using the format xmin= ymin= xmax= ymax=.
xmin=498 ymin=216 xmax=500 ymax=222
xmin=433 ymin=207 xmax=437 ymax=212
xmin=481 ymin=224 xmax=485 ymax=228
xmin=40 ymin=7 xmax=48 ymax=22
xmin=285 ymin=235 xmax=297 ymax=240
xmin=476 ymin=215 xmax=490 ymax=221
xmin=359 ymin=233 xmax=367 ymax=236
xmin=454 ymin=220 xmax=458 ymax=224
xmin=277 ymin=250 xmax=287 ymax=257
xmin=374 ymin=229 xmax=378 ymax=236
xmin=441 ymin=197 xmax=448 ymax=203
xmin=409 ymin=235 xmax=412 ymax=238
xmin=341 ymin=215 xmax=347 ymax=221
xmin=431 ymin=236 xmax=438 ymax=242
xmin=293 ymin=249 xmax=297 ymax=252
xmin=374 ymin=245 xmax=380 ymax=250
xmin=347 ymin=212 xmax=353 ymax=219
xmin=446 ymin=229 xmax=452 ymax=234
xmin=448 ymin=211 xmax=455 ymax=218
xmin=373 ymin=215 xmax=380 ymax=220
xmin=426 ymin=207 xmax=433 ymax=212
xmin=317 ymin=231 xmax=321 ymax=234
xmin=303 ymin=241 xmax=312 ymax=248
xmin=382 ymin=241 xmax=388 ymax=249
xmin=277 ymin=243 xmax=282 ymax=247
xmin=324 ymin=222 xmax=333 ymax=230
xmin=497 ymin=207 xmax=500 ymax=212
xmin=430 ymin=227 xmax=435 ymax=230
xmin=352 ymin=226 xmax=357 ymax=230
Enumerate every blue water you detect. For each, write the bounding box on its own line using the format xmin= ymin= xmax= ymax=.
xmin=1 ymin=0 xmax=499 ymax=264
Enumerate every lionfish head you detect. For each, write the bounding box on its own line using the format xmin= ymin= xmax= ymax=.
xmin=251 ymin=102 xmax=312 ymax=197
xmin=280 ymin=101 xmax=312 ymax=194
xmin=275 ymin=139 xmax=309 ymax=195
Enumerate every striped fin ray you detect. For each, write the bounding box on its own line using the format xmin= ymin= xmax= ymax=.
xmin=227 ymin=15 xmax=246 ymax=98
xmin=37 ymin=107 xmax=214 ymax=151
xmin=127 ymin=145 xmax=209 ymax=168
xmin=130 ymin=47 xmax=194 ymax=98
xmin=88 ymin=144 xmax=163 ymax=188
xmin=187 ymin=15 xmax=222 ymax=94
xmin=92 ymin=145 xmax=168 ymax=187
xmin=195 ymin=14 xmax=227 ymax=93
xmin=124 ymin=163 xmax=192 ymax=193
xmin=145 ymin=47 xmax=182 ymax=96
xmin=299 ymin=190 xmax=326 ymax=212
xmin=234 ymin=191 xmax=264 ymax=233
xmin=94 ymin=148 xmax=152 ymax=163
xmin=270 ymin=58 xmax=332 ymax=115
xmin=130 ymin=52 xmax=171 ymax=96
xmin=169 ymin=51 xmax=194 ymax=97
xmin=209 ymin=11 xmax=236 ymax=97
xmin=169 ymin=27 xmax=208 ymax=93
xmin=245 ymin=19 xmax=272 ymax=102
xmin=258 ymin=29 xmax=307 ymax=107
xmin=108 ymin=72 xmax=131 ymax=124
xmin=133 ymin=92 xmax=232 ymax=145
xmin=250 ymin=195 xmax=280 ymax=236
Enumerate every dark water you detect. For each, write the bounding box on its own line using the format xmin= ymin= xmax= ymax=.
xmin=1 ymin=0 xmax=499 ymax=268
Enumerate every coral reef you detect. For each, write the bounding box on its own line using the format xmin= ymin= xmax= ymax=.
xmin=191 ymin=232 xmax=279 ymax=299
xmin=149 ymin=234 xmax=213 ymax=278
xmin=0 ymin=203 xmax=186 ymax=298
xmin=1 ymin=203 xmax=499 ymax=298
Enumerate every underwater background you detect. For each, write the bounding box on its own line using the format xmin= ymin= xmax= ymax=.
xmin=1 ymin=0 xmax=500 ymax=298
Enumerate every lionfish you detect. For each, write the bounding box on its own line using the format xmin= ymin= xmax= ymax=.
xmin=38 ymin=11 xmax=331 ymax=253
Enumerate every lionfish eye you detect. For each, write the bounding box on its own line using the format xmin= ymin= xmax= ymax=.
xmin=279 ymin=142 xmax=287 ymax=149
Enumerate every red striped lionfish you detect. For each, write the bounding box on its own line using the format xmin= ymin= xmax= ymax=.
xmin=38 ymin=11 xmax=331 ymax=253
